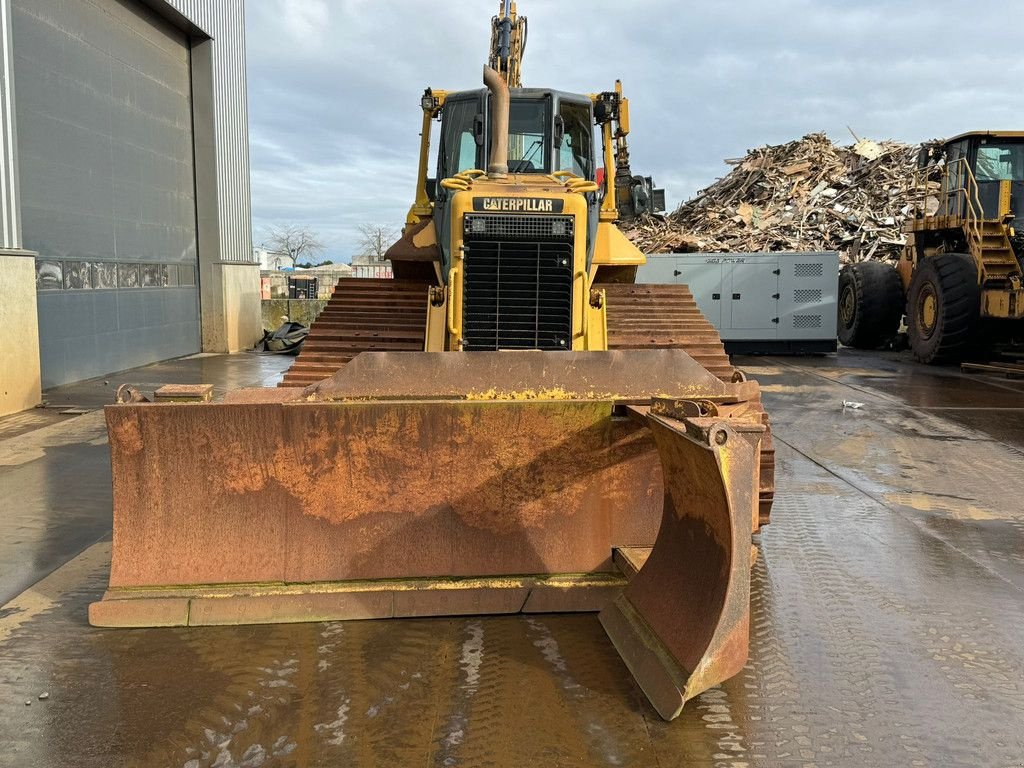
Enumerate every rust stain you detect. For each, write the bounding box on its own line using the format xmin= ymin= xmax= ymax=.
xmin=105 ymin=410 xmax=143 ymax=455
xmin=600 ymin=403 xmax=765 ymax=719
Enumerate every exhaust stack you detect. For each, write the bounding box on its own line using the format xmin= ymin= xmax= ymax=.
xmin=483 ymin=65 xmax=509 ymax=178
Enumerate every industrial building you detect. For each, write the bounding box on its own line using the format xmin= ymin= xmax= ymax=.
xmin=0 ymin=0 xmax=259 ymax=416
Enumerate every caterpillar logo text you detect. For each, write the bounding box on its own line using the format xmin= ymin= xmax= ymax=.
xmin=473 ymin=197 xmax=563 ymax=213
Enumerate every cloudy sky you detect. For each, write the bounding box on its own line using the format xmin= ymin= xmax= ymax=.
xmin=245 ymin=0 xmax=1024 ymax=263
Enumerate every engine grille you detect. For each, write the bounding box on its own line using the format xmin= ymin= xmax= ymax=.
xmin=462 ymin=215 xmax=574 ymax=351
xmin=464 ymin=214 xmax=574 ymax=239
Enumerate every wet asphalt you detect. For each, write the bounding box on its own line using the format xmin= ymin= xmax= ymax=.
xmin=0 ymin=353 xmax=291 ymax=607
xmin=1 ymin=349 xmax=1023 ymax=767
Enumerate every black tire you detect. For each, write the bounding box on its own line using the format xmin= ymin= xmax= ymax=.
xmin=906 ymin=253 xmax=980 ymax=364
xmin=837 ymin=261 xmax=904 ymax=349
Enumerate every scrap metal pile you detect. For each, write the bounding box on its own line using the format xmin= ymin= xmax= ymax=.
xmin=627 ymin=132 xmax=935 ymax=262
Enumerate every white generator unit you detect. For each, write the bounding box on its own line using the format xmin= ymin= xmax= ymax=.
xmin=637 ymin=252 xmax=839 ymax=354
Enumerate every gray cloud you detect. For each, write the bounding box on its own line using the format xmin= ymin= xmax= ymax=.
xmin=246 ymin=0 xmax=1024 ymax=262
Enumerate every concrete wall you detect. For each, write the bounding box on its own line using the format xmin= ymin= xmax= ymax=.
xmin=0 ymin=1 xmax=39 ymax=415
xmin=222 ymin=263 xmax=262 ymax=350
xmin=0 ymin=250 xmax=40 ymax=415
xmin=262 ymin=299 xmax=329 ymax=330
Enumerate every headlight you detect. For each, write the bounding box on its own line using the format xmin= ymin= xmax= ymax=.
xmin=551 ymin=220 xmax=567 ymax=236
xmin=469 ymin=217 xmax=487 ymax=234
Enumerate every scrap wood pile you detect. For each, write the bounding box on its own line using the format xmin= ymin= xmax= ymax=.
xmin=627 ymin=132 xmax=938 ymax=262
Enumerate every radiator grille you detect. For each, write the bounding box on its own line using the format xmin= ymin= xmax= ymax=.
xmin=464 ymin=214 xmax=574 ymax=239
xmin=462 ymin=218 xmax=574 ymax=350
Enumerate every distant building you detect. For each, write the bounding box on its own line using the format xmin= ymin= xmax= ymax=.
xmin=294 ymin=263 xmax=355 ymax=277
xmin=352 ymin=264 xmax=394 ymax=279
xmin=254 ymin=247 xmax=292 ymax=271
xmin=351 ymin=254 xmax=391 ymax=266
xmin=260 ymin=263 xmax=355 ymax=300
xmin=0 ymin=0 xmax=260 ymax=414
xmin=294 ymin=263 xmax=355 ymax=298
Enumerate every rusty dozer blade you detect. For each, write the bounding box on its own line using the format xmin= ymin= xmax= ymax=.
xmin=600 ymin=398 xmax=764 ymax=720
xmin=90 ymin=348 xmax=766 ymax=715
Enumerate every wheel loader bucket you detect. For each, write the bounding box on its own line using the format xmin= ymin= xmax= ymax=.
xmin=89 ymin=350 xmax=767 ymax=717
xmin=600 ymin=399 xmax=764 ymax=720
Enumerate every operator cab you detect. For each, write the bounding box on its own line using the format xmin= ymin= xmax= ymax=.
xmin=429 ymin=88 xmax=600 ymax=274
xmin=435 ymin=88 xmax=595 ymax=181
xmin=925 ymin=132 xmax=1024 ymax=223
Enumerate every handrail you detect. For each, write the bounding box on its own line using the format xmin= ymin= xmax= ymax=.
xmin=439 ymin=169 xmax=487 ymax=192
xmin=911 ymin=156 xmax=983 ymax=257
xmin=955 ymin=158 xmax=983 ymax=257
xmin=447 ymin=267 xmax=461 ymax=339
xmin=572 ymin=270 xmax=587 ymax=340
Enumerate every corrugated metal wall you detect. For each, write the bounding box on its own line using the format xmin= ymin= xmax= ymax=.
xmin=165 ymin=0 xmax=252 ymax=264
xmin=0 ymin=0 xmax=20 ymax=249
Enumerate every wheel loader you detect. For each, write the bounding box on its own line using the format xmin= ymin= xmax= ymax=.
xmin=839 ymin=131 xmax=1024 ymax=362
xmin=89 ymin=2 xmax=775 ymax=721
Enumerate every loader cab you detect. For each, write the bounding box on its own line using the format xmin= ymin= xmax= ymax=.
xmin=931 ymin=132 xmax=1024 ymax=222
xmin=435 ymin=88 xmax=595 ymax=180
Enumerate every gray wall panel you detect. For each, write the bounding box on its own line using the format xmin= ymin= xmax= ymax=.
xmin=14 ymin=0 xmax=201 ymax=387
xmin=93 ymin=291 xmax=118 ymax=332
xmin=14 ymin=0 xmax=197 ymax=263
xmin=36 ymin=289 xmax=199 ymax=387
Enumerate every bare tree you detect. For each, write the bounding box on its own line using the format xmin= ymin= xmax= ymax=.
xmin=261 ymin=224 xmax=326 ymax=269
xmin=353 ymin=224 xmax=398 ymax=265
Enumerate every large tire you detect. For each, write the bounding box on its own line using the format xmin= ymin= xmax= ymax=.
xmin=906 ymin=253 xmax=980 ymax=364
xmin=837 ymin=261 xmax=904 ymax=349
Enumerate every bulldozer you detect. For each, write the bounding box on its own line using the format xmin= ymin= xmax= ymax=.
xmin=838 ymin=131 xmax=1024 ymax=362
xmin=89 ymin=2 xmax=775 ymax=721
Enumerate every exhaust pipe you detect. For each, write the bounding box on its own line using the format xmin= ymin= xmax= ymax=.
xmin=483 ymin=65 xmax=509 ymax=178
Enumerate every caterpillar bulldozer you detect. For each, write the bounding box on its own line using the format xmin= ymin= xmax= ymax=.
xmin=839 ymin=131 xmax=1024 ymax=362
xmin=89 ymin=2 xmax=775 ymax=720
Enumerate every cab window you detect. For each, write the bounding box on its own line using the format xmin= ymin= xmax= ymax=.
xmin=440 ymin=99 xmax=480 ymax=178
xmin=976 ymin=142 xmax=1024 ymax=182
xmin=556 ymin=101 xmax=593 ymax=178
xmin=507 ymin=100 xmax=548 ymax=173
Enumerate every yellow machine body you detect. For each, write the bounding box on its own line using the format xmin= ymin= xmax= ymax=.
xmin=902 ymin=132 xmax=1024 ymax=321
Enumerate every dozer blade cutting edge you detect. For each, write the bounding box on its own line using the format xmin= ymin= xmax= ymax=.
xmin=89 ymin=350 xmax=766 ymax=719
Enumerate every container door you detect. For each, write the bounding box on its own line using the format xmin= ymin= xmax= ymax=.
xmin=728 ymin=261 xmax=779 ymax=335
xmin=674 ymin=260 xmax=724 ymax=329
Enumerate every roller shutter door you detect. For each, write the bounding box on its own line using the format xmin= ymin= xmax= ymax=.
xmin=13 ymin=0 xmax=200 ymax=387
